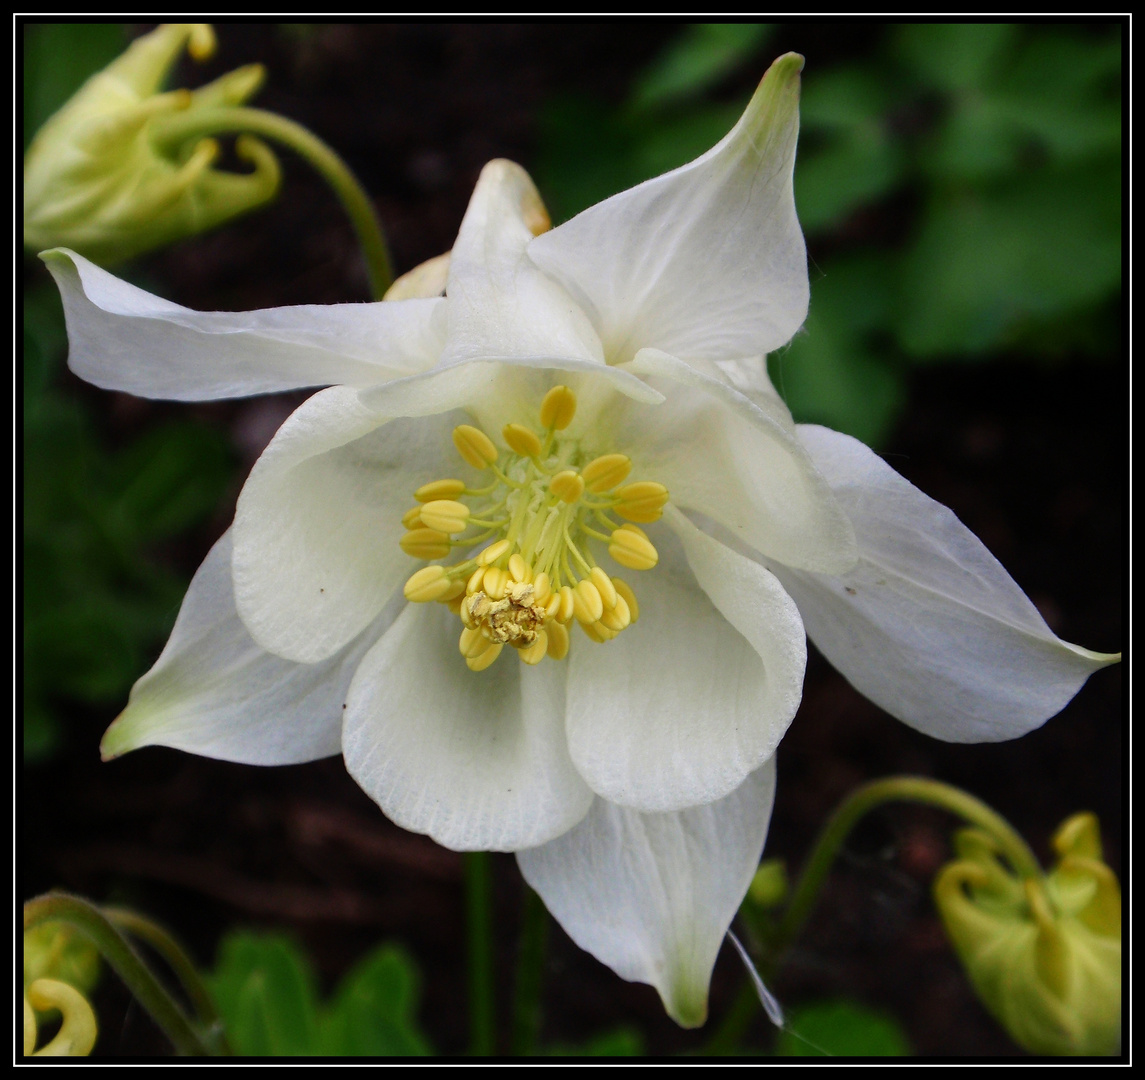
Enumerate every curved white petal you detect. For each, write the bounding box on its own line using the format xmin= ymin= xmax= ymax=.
xmin=770 ymin=425 xmax=1120 ymax=741
xmin=607 ymin=348 xmax=856 ymax=574
xmin=42 ymin=247 xmax=445 ymax=400
xmin=566 ymin=512 xmax=805 ymax=812
xmin=517 ymin=758 xmax=777 ymax=1028
xmin=100 ymin=531 xmax=397 ymax=765
xmin=343 ymin=600 xmax=594 ymax=852
xmin=528 ymin=54 xmax=806 ymax=366
xmin=441 ymin=160 xmax=605 ymax=369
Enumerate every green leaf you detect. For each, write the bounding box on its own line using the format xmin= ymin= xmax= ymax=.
xmin=775 ymin=999 xmax=911 ymax=1057
xmin=318 ymin=944 xmax=432 ymax=1056
xmin=894 ymin=23 xmax=1020 ymax=93
xmin=631 ymin=23 xmax=774 ymax=110
xmin=207 ymin=933 xmax=322 ymax=1056
xmin=896 ymin=161 xmax=1121 ymax=358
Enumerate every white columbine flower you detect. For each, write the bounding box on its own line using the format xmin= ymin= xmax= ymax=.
xmin=42 ymin=54 xmax=1117 ymax=1028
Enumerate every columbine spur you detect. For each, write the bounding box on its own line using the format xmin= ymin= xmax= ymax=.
xmin=41 ymin=54 xmax=1118 ymax=1026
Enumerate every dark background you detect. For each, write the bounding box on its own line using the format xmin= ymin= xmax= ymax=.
xmin=23 ymin=22 xmax=1123 ymax=1057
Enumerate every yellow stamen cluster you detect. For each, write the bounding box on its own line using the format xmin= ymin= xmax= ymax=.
xmin=400 ymin=385 xmax=667 ymax=671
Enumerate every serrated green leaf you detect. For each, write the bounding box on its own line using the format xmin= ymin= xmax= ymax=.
xmin=775 ymin=999 xmax=911 ymax=1057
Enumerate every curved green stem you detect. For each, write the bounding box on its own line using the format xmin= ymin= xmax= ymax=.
xmin=152 ymin=106 xmax=393 ymax=299
xmin=705 ymin=776 xmax=1043 ymax=1054
xmin=773 ymin=776 xmax=1041 ymax=957
xmin=24 ymin=893 xmax=211 ymax=1056
xmin=102 ymin=907 xmax=229 ymax=1055
xmin=511 ymin=885 xmax=549 ymax=1056
xmin=465 ymin=852 xmax=496 ymax=1056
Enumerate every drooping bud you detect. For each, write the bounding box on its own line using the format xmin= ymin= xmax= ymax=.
xmin=24 ymin=24 xmax=279 ymax=265
xmin=933 ymin=813 xmax=1121 ymax=1056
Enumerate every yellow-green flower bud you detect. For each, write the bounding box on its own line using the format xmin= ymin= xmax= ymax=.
xmin=747 ymin=858 xmax=789 ymax=910
xmin=23 ymin=921 xmax=100 ymax=995
xmin=934 ymin=813 xmax=1121 ymax=1056
xmin=23 ymin=23 xmax=280 ymax=265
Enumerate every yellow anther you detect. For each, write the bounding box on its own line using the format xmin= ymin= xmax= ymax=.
xmin=466 ymin=566 xmax=487 ymax=595
xmin=460 ymin=625 xmax=486 ymax=658
xmin=540 ymin=385 xmax=577 ymax=430
xmin=609 ymin=526 xmax=659 ymax=570
xmin=467 ymin=642 xmax=503 ymax=671
xmin=483 ymin=566 xmax=510 ymax=600
xmin=415 ymin=478 xmax=466 ymax=502
xmin=518 ymin=629 xmax=548 ymax=665
xmin=589 ymin=567 xmax=618 ymax=610
xmin=439 ymin=578 xmax=466 ymax=603
xmin=401 ymin=527 xmax=452 ymax=560
xmin=581 ymin=453 xmax=632 ymax=493
xmin=401 ymin=506 xmax=424 ymax=529
xmin=573 ymin=579 xmax=604 ymax=624
xmin=453 ymin=424 xmax=499 ymax=469
xmin=614 ymin=481 xmax=669 ymax=523
xmin=550 ymin=469 xmax=585 ymax=504
xmin=447 ymin=593 xmax=466 ymax=615
xmin=503 ymin=422 xmax=543 ymax=458
xmin=419 ymin=499 xmax=470 ymax=534
xmin=600 ymin=593 xmax=631 ymax=631
xmin=581 ymin=619 xmax=617 ymax=643
xmin=509 ymin=553 xmax=531 ymax=583
xmin=477 ymin=539 xmax=511 ymax=566
xmin=557 ymin=585 xmax=576 ymax=623
xmin=404 ymin=565 xmax=451 ymax=603
xmin=532 ymin=571 xmax=552 ymax=606
xmin=546 ymin=619 xmax=570 ymax=660
xmin=612 ymin=577 xmax=639 ymax=622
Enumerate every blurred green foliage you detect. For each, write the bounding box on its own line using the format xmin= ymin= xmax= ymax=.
xmin=536 ymin=21 xmax=1122 ymax=446
xmin=774 ymin=998 xmax=911 ymax=1056
xmin=207 ymin=932 xmax=433 ymax=1055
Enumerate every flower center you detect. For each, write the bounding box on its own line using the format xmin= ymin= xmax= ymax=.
xmin=400 ymin=385 xmax=668 ymax=671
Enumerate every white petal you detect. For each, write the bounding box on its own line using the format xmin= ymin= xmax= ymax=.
xmin=613 ymin=348 xmax=857 ymax=574
xmin=770 ymin=425 xmax=1120 ymax=741
xmin=440 ymin=160 xmax=605 ymax=369
xmin=528 ymin=54 xmax=806 ymax=365
xmin=100 ymin=531 xmax=396 ymax=765
xmin=41 ymin=247 xmax=445 ymax=400
xmin=565 ymin=511 xmax=805 ymax=812
xmin=517 ymin=758 xmax=777 ymax=1028
xmin=343 ymin=600 xmax=594 ymax=852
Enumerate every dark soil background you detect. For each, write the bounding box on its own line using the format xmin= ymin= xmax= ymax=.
xmin=22 ymin=23 xmax=1123 ymax=1058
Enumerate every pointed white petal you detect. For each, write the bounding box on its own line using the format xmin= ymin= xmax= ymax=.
xmin=770 ymin=425 xmax=1120 ymax=741
xmin=440 ymin=160 xmax=605 ymax=369
xmin=343 ymin=600 xmax=594 ymax=852
xmin=41 ymin=247 xmax=445 ymax=400
xmin=100 ymin=531 xmax=396 ymax=764
xmin=528 ymin=54 xmax=807 ymax=365
xmin=517 ymin=759 xmax=777 ymax=1028
xmin=566 ymin=512 xmax=804 ymax=812
xmin=610 ymin=348 xmax=856 ymax=574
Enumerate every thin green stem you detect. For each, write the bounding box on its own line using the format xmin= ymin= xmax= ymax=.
xmin=773 ymin=776 xmax=1041 ymax=957
xmin=704 ymin=776 xmax=1043 ymax=1055
xmin=152 ymin=106 xmax=393 ymax=299
xmin=24 ymin=893 xmax=211 ymax=1056
xmin=511 ymin=886 xmax=549 ymax=1056
xmin=101 ymin=907 xmax=229 ymax=1055
xmin=465 ymin=852 xmax=496 ymax=1056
